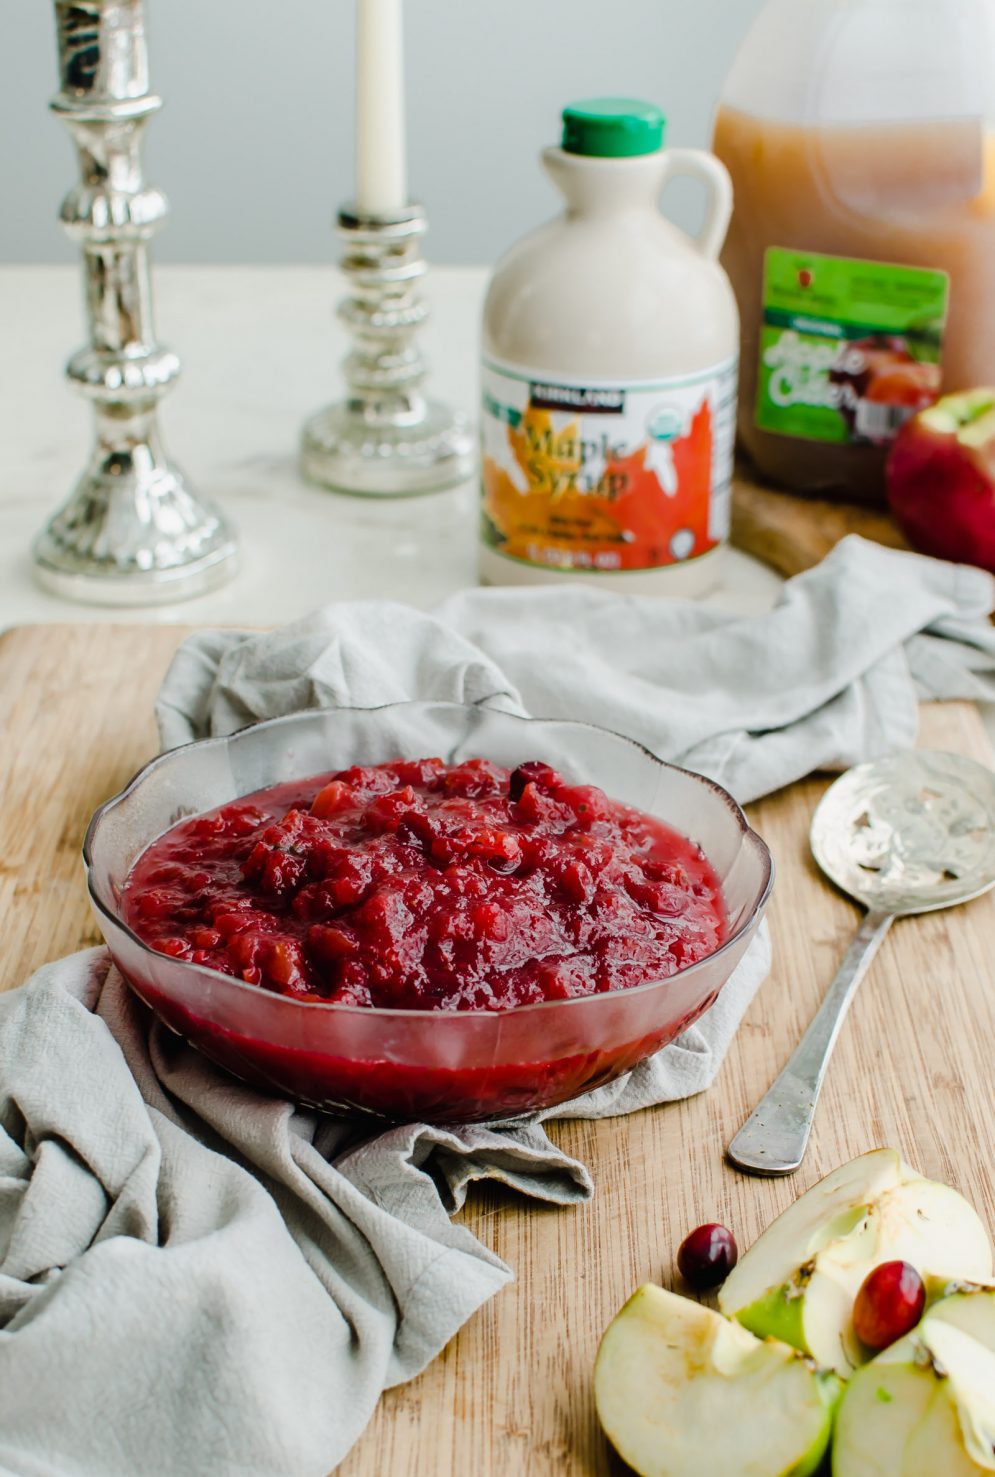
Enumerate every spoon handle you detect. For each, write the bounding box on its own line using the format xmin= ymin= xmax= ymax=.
xmin=727 ymin=909 xmax=894 ymax=1176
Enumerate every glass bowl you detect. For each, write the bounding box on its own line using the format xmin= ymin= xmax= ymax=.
xmin=83 ymin=702 xmax=773 ymax=1123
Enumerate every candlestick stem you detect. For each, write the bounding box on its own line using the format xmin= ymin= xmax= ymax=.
xmin=300 ymin=205 xmax=474 ymax=496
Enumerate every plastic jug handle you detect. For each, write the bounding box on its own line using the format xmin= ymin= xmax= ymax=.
xmin=661 ymin=148 xmax=733 ymax=261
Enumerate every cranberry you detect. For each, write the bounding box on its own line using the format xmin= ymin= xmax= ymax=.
xmin=154 ymin=937 xmax=192 ymax=960
xmin=307 ymin=923 xmax=359 ymax=962
xmin=509 ymin=761 xmax=560 ymax=802
xmin=676 ymin=1223 xmax=738 ymax=1290
xmin=559 ymin=784 xmax=609 ymax=825
xmin=311 ymin=780 xmax=356 ymax=818
xmin=853 ymin=1261 xmax=925 ymax=1351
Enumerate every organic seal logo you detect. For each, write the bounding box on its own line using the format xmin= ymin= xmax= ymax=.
xmin=647 ymin=405 xmax=686 ymax=442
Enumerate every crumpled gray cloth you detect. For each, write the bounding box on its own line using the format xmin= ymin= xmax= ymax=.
xmin=0 ymin=954 xmax=771 ymax=1477
xmin=158 ymin=536 xmax=995 ymax=804
xmin=3 ymin=535 xmax=994 ymax=1477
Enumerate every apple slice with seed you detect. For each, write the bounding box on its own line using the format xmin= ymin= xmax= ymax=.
xmin=718 ymin=1150 xmax=991 ymax=1377
xmin=834 ymin=1287 xmax=995 ymax=1475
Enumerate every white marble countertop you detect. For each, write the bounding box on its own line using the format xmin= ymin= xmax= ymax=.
xmin=0 ymin=264 xmax=782 ymax=630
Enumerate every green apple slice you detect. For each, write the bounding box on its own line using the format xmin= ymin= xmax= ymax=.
xmin=719 ymin=1150 xmax=991 ymax=1377
xmin=925 ymin=1287 xmax=995 ymax=1346
xmin=594 ymin=1283 xmax=840 ymax=1477
xmin=833 ymin=1288 xmax=995 ymax=1475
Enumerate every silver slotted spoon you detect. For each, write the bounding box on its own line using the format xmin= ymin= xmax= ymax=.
xmin=727 ymin=749 xmax=995 ymax=1176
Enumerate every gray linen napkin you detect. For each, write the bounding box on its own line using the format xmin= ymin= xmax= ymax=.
xmin=3 ymin=535 xmax=994 ymax=1476
xmin=157 ymin=536 xmax=995 ymax=803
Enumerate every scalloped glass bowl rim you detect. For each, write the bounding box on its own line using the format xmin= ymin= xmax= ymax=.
xmin=83 ymin=701 xmax=773 ymax=1022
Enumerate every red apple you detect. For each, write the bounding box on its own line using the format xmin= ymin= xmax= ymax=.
xmin=886 ymin=388 xmax=995 ymax=571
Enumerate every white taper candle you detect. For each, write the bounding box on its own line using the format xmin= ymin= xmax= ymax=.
xmin=355 ymin=0 xmax=408 ymax=216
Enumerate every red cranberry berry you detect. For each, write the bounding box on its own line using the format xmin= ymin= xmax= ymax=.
xmin=509 ymin=761 xmax=560 ymax=802
xmin=853 ymin=1261 xmax=926 ymax=1351
xmin=676 ymin=1223 xmax=739 ymax=1290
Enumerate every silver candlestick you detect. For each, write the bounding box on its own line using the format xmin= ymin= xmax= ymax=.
xmin=34 ymin=0 xmax=237 ymax=606
xmin=300 ymin=204 xmax=475 ymax=496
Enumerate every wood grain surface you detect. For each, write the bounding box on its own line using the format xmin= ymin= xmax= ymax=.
xmin=731 ymin=468 xmax=910 ymax=578
xmin=3 ymin=623 xmax=995 ymax=1476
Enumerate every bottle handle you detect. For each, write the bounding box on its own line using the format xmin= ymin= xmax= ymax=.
xmin=660 ymin=148 xmax=733 ymax=261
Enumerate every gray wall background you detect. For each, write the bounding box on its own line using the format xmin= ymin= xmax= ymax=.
xmin=1 ymin=0 xmax=766 ymax=267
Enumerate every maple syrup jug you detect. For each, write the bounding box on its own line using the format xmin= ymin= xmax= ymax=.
xmin=713 ymin=0 xmax=995 ymax=502
xmin=480 ymin=99 xmax=738 ymax=595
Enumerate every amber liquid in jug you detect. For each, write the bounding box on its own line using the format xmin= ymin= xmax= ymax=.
xmin=713 ymin=107 xmax=995 ymax=501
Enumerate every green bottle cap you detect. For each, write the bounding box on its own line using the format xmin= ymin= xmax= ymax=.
xmin=561 ymin=98 xmax=666 ymax=158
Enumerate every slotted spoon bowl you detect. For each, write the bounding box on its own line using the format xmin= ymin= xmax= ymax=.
xmin=728 ymin=749 xmax=995 ymax=1176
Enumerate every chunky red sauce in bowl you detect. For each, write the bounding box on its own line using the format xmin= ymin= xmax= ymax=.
xmin=123 ymin=758 xmax=727 ymax=1012
xmin=85 ymin=703 xmax=772 ymax=1122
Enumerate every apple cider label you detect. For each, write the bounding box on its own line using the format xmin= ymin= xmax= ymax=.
xmin=480 ymin=356 xmax=737 ymax=573
xmin=756 ymin=248 xmax=950 ymax=446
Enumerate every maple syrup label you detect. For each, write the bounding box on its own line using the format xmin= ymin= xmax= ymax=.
xmin=756 ymin=248 xmax=950 ymax=445
xmin=481 ymin=356 xmax=737 ymax=573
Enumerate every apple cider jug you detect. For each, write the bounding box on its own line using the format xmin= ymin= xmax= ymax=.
xmin=713 ymin=0 xmax=995 ymax=502
xmin=480 ymin=100 xmax=738 ymax=595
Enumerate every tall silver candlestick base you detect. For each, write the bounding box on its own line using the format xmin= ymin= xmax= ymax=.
xmin=34 ymin=0 xmax=237 ymax=607
xmin=300 ymin=205 xmax=474 ymax=497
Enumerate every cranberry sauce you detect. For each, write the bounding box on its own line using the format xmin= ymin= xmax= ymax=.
xmin=122 ymin=757 xmax=726 ymax=1012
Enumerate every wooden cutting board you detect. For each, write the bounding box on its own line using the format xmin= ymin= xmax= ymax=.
xmin=4 ymin=622 xmax=995 ymax=1477
xmin=730 ymin=467 xmax=910 ymax=578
